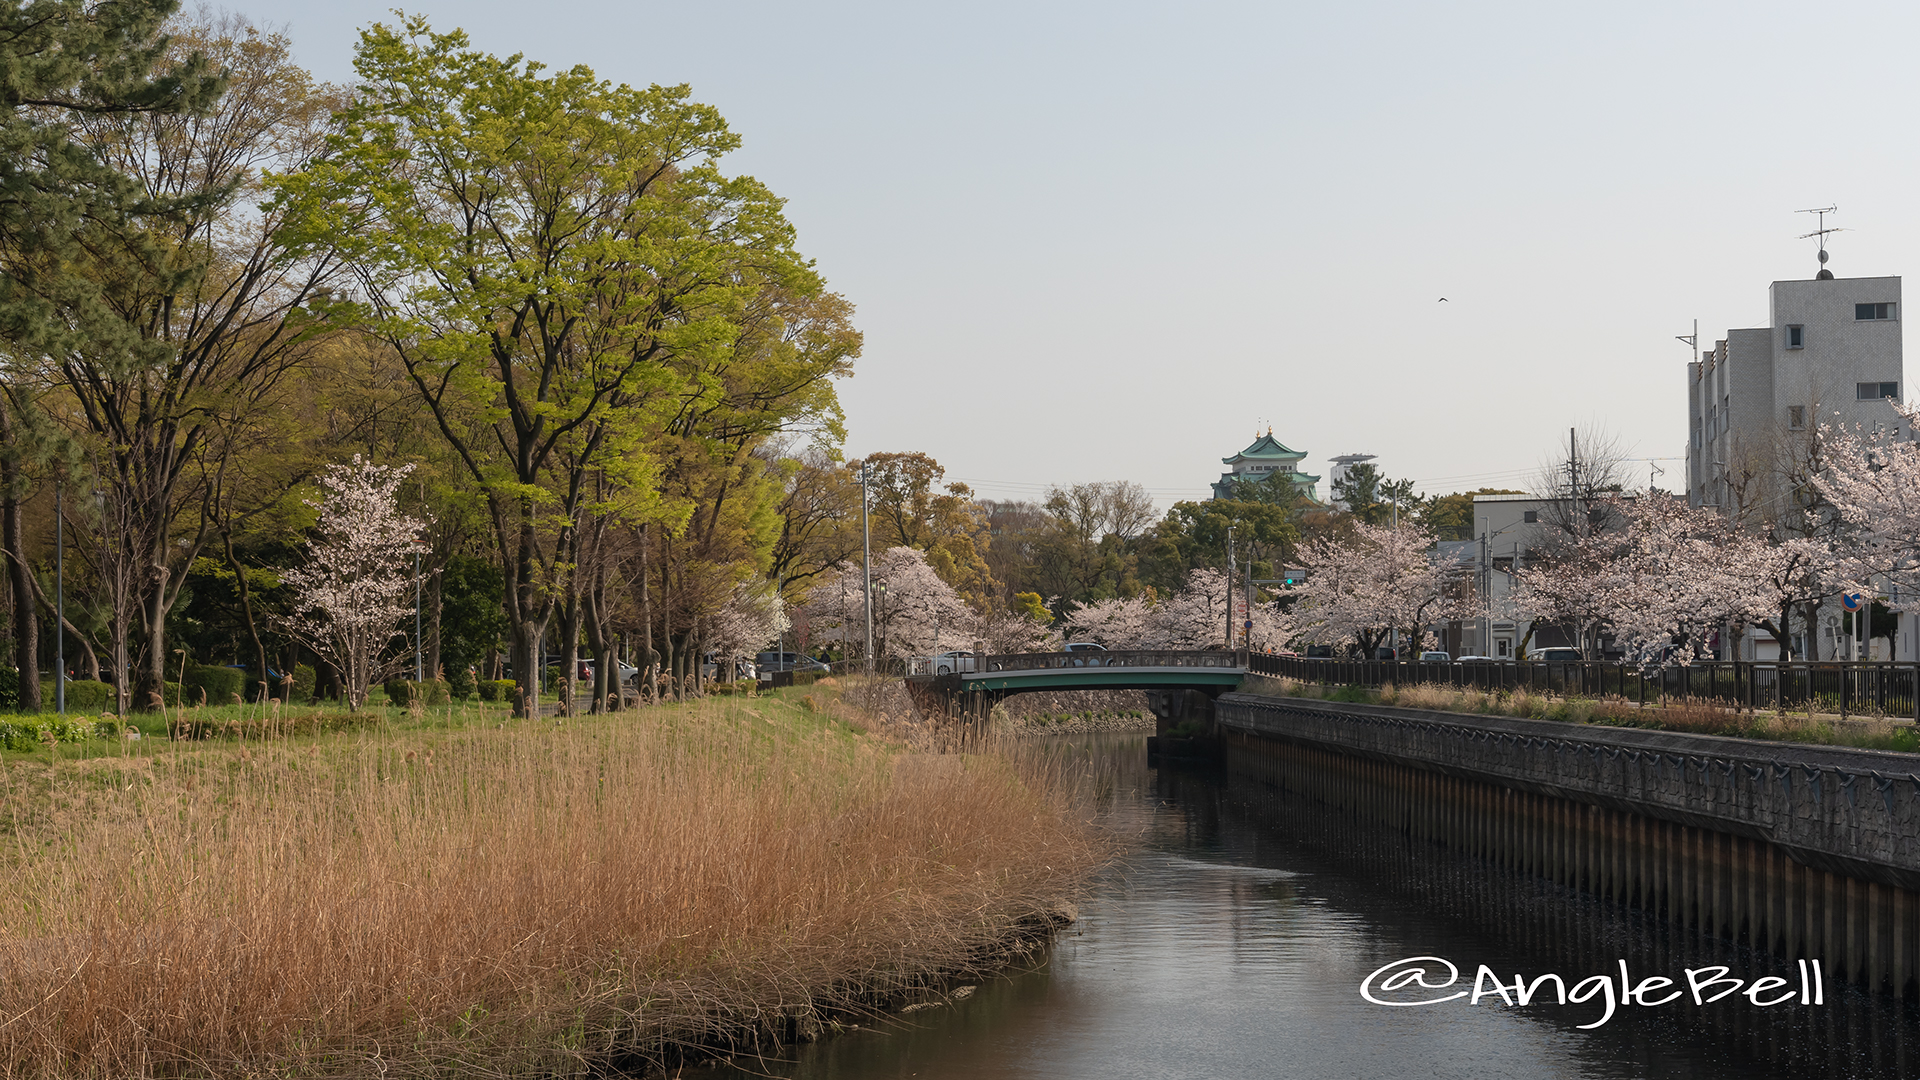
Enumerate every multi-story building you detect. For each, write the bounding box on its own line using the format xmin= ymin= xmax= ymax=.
xmin=1325 ymin=453 xmax=1375 ymax=509
xmin=1686 ymin=269 xmax=1908 ymax=660
xmin=1687 ymin=273 xmax=1903 ymax=515
xmin=1210 ymin=430 xmax=1321 ymax=502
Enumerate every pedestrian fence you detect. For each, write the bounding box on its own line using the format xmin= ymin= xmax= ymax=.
xmin=1246 ymin=654 xmax=1920 ymax=723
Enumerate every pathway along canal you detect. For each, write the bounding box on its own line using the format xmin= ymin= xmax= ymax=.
xmin=708 ymin=733 xmax=1920 ymax=1079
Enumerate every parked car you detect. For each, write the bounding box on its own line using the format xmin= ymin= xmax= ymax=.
xmin=1418 ymin=651 xmax=1451 ymax=662
xmin=1456 ymin=655 xmax=1504 ymax=663
xmin=1064 ymin=641 xmax=1107 ymax=652
xmin=754 ymin=650 xmax=831 ymax=676
xmin=1304 ymin=644 xmax=1334 ymax=659
xmin=931 ymin=650 xmax=976 ymax=674
xmin=579 ymin=658 xmax=640 ymax=684
xmin=1531 ymin=647 xmax=1583 ymax=663
xmin=1373 ymin=647 xmax=1397 ymax=660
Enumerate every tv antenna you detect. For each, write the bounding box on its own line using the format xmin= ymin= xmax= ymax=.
xmin=1796 ymin=205 xmax=1844 ymax=279
xmin=1676 ymin=319 xmax=1697 ymax=362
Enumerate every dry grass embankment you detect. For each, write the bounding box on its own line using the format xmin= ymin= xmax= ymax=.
xmin=1258 ymin=676 xmax=1920 ymax=753
xmin=0 ymin=680 xmax=1099 ymax=1077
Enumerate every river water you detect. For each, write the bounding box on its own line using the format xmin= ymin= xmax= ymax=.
xmin=707 ymin=733 xmax=1920 ymax=1080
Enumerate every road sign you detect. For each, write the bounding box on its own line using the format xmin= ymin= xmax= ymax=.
xmin=1843 ymin=593 xmax=1865 ymax=611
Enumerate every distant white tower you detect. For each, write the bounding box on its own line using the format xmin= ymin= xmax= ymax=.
xmin=1326 ymin=453 xmax=1376 ymax=509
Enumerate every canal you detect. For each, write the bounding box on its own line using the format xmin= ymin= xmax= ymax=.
xmin=709 ymin=732 xmax=1920 ymax=1079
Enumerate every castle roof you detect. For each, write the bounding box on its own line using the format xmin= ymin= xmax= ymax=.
xmin=1222 ymin=431 xmax=1307 ymax=466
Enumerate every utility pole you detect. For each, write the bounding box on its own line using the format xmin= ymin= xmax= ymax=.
xmin=1225 ymin=525 xmax=1236 ymax=649
xmin=860 ymin=462 xmax=873 ymax=675
xmin=1245 ymin=546 xmax=1254 ymax=650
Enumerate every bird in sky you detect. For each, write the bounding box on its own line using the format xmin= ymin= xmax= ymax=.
xmin=1438 ymin=297 xmax=1449 ymax=302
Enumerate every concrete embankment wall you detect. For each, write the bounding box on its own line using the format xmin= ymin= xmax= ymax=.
xmin=1217 ymin=690 xmax=1920 ymax=998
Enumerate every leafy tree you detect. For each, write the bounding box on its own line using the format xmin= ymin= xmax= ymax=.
xmin=855 ymin=451 xmax=993 ymax=608
xmin=278 ymin=19 xmax=817 ymax=713
xmin=1417 ymin=488 xmax=1525 ymax=541
xmin=1138 ymin=499 xmax=1298 ymax=595
xmin=0 ymin=0 xmax=224 ymax=709
xmin=438 ymin=553 xmax=510 ymax=680
xmin=1332 ymin=462 xmax=1418 ymax=526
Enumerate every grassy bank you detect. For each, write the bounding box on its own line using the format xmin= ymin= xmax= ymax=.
xmin=0 ymin=681 xmax=1097 ymax=1077
xmin=1253 ymin=675 xmax=1920 ymax=753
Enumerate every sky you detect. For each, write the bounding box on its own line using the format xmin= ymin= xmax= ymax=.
xmin=230 ymin=0 xmax=1920 ymax=507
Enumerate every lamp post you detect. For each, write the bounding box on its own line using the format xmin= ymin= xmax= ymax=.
xmin=860 ymin=463 xmax=873 ymax=675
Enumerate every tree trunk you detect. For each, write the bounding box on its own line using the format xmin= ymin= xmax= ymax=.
xmin=140 ymin=554 xmax=170 ymax=711
xmin=0 ymin=398 xmax=38 ymax=714
xmin=222 ymin=530 xmax=270 ymax=700
xmin=425 ymin=562 xmax=443 ymax=682
xmin=556 ymin=591 xmax=580 ymax=717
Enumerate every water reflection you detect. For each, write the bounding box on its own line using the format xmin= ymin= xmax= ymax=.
xmin=706 ymin=734 xmax=1920 ymax=1079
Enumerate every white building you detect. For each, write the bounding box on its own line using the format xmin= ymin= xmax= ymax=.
xmin=1687 ymin=273 xmax=1903 ymax=513
xmin=1325 ymin=453 xmax=1375 ymax=509
xmin=1686 ymin=269 xmax=1910 ymax=660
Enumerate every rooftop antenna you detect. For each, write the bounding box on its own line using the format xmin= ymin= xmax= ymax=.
xmin=1649 ymin=460 xmax=1665 ymax=491
xmin=1676 ymin=319 xmax=1697 ymax=362
xmin=1796 ymin=205 xmax=1844 ymax=280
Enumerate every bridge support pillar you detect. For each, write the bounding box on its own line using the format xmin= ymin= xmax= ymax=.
xmin=1148 ymin=688 xmax=1218 ymax=738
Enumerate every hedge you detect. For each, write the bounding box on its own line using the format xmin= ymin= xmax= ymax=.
xmin=0 ymin=714 xmax=116 ymax=750
xmin=448 ymin=666 xmax=476 ymax=698
xmin=383 ymin=678 xmax=417 ymax=708
xmin=477 ymin=679 xmax=519 ymax=704
xmin=42 ymin=679 xmax=113 ymax=711
xmin=422 ymin=679 xmax=450 ymax=706
xmin=291 ymin=664 xmax=316 ymax=702
xmin=185 ymin=664 xmax=248 ymax=705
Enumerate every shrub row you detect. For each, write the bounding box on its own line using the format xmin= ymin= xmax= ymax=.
xmin=381 ymin=679 xmax=455 ymax=708
xmin=476 ymin=679 xmax=520 ymax=703
xmin=0 ymin=715 xmax=118 ymax=751
xmin=167 ymin=709 xmax=386 ymax=741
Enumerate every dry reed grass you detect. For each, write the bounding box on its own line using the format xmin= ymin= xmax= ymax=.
xmin=0 ymin=687 xmax=1097 ymax=1077
xmin=1265 ymin=677 xmax=1920 ymax=752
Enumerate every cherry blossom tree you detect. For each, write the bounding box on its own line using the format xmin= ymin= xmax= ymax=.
xmin=281 ymin=458 xmax=425 ymax=710
xmin=979 ymin=609 xmax=1062 ymax=654
xmin=1582 ymin=495 xmax=1774 ymax=667
xmin=1507 ymin=492 xmax=1838 ymax=664
xmin=1149 ymin=568 xmax=1233 ymax=649
xmin=1065 ymin=595 xmax=1156 ymax=648
xmin=1814 ymin=405 xmax=1920 ymax=609
xmin=1284 ymin=521 xmax=1459 ymax=656
xmin=703 ymin=586 xmax=783 ymax=675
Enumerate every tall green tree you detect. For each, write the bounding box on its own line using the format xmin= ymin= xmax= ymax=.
xmin=0 ymin=0 xmax=225 ymax=709
xmin=277 ymin=19 xmax=819 ymax=714
xmin=1332 ymin=462 xmax=1418 ymax=526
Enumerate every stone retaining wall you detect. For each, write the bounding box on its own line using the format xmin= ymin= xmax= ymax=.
xmin=1217 ymin=692 xmax=1920 ymax=890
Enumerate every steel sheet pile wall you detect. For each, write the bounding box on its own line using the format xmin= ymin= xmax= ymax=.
xmin=1218 ymin=692 xmax=1920 ymax=997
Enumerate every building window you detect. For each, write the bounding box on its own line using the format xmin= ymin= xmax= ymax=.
xmin=1857 ymin=382 xmax=1900 ymax=401
xmin=1789 ymin=405 xmax=1805 ymax=430
xmin=1787 ymin=324 xmax=1804 ymax=348
xmin=1856 ymin=302 xmax=1897 ymax=321
xmin=1522 ymin=510 xmax=1538 ymax=524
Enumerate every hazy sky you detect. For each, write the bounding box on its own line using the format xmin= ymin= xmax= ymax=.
xmin=233 ymin=0 xmax=1920 ymax=506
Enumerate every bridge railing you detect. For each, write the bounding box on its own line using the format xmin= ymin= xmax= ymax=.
xmin=980 ymin=649 xmax=1244 ymax=673
xmin=1245 ymin=653 xmax=1920 ymax=722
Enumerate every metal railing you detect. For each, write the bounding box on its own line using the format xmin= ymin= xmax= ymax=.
xmin=980 ymin=649 xmax=1244 ymax=673
xmin=1245 ymin=654 xmax=1920 ymax=722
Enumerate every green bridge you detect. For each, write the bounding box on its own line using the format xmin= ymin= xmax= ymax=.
xmin=905 ymin=649 xmax=1248 ymax=728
